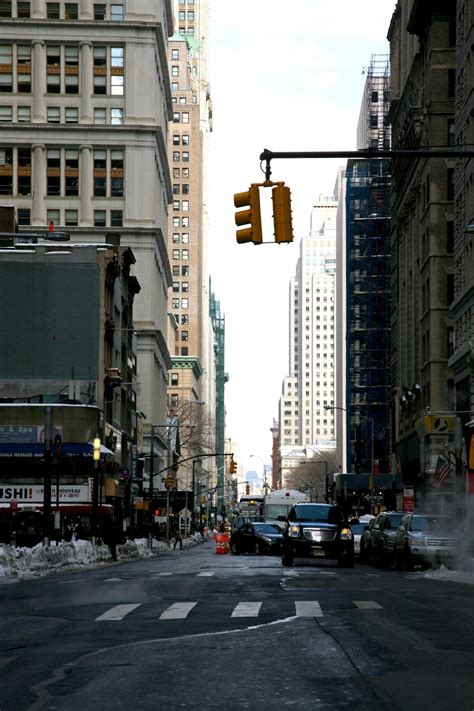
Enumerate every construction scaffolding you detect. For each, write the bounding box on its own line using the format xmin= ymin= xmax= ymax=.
xmin=346 ymin=55 xmax=391 ymax=474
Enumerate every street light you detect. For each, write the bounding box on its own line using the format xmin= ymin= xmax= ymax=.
xmin=250 ymin=454 xmax=269 ymax=495
xmin=324 ymin=404 xmax=374 ymax=511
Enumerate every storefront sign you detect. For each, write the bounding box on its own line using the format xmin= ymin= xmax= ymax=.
xmin=0 ymin=484 xmax=90 ymax=504
xmin=404 ymin=487 xmax=415 ymax=512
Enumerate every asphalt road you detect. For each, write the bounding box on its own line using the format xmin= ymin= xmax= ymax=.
xmin=1 ymin=540 xmax=474 ymax=711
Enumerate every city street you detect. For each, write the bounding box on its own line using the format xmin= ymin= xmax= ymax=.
xmin=1 ymin=541 xmax=474 ymax=711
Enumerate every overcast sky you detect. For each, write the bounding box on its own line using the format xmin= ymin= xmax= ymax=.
xmin=207 ymin=1 xmax=396 ymax=476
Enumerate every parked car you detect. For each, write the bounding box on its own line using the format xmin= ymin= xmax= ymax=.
xmin=367 ymin=511 xmax=405 ymax=566
xmin=349 ymin=515 xmax=374 ymax=557
xmin=281 ymin=503 xmax=354 ymax=568
xmin=393 ymin=513 xmax=459 ymax=570
xmin=359 ymin=516 xmax=376 ymax=563
xmin=231 ymin=515 xmax=264 ymax=534
xmin=231 ymin=522 xmax=283 ymax=555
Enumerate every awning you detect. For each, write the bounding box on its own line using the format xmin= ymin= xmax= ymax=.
xmin=0 ymin=442 xmax=115 ymax=458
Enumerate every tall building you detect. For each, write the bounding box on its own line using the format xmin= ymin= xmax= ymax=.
xmin=278 ymin=193 xmax=338 ymax=487
xmin=388 ymin=1 xmax=457 ymax=499
xmin=0 ymin=1 xmax=175 ymax=476
xmin=344 ymin=55 xmax=391 ymax=476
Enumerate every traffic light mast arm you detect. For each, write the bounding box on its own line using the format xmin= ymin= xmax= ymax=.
xmin=153 ymin=452 xmax=233 ymax=480
xmin=259 ymin=147 xmax=474 ymax=181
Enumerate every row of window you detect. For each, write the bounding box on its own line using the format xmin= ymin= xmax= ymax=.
xmin=0 ymin=2 xmax=123 ymax=20
xmin=15 ymin=207 xmax=122 ymax=227
xmin=0 ymin=146 xmax=123 ymax=198
xmin=0 ymin=44 xmax=124 ymax=96
xmin=0 ymin=105 xmax=123 ymax=124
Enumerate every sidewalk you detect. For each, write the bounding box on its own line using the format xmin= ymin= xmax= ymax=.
xmin=0 ymin=532 xmax=212 ymax=584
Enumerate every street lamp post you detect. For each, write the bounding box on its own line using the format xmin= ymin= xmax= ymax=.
xmin=324 ymin=404 xmax=374 ymax=512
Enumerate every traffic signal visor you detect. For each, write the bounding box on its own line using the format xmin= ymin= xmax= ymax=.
xmin=234 ymin=184 xmax=263 ymax=245
xmin=230 ymin=457 xmax=237 ymax=474
xmin=272 ymin=184 xmax=293 ymax=243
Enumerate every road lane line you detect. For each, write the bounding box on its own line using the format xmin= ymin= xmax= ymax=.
xmin=353 ymin=600 xmax=382 ymax=609
xmin=155 ymin=572 xmax=173 ymax=577
xmin=0 ymin=656 xmax=16 ymax=669
xmin=197 ymin=572 xmax=215 ymax=577
xmin=159 ymin=602 xmax=197 ymax=619
xmin=231 ymin=602 xmax=262 ymax=617
xmin=295 ymin=601 xmax=323 ymax=617
xmin=95 ymin=604 xmax=141 ymax=621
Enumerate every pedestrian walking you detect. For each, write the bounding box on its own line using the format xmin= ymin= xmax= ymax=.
xmin=102 ymin=516 xmax=121 ymax=561
xmin=172 ymin=524 xmax=183 ymax=550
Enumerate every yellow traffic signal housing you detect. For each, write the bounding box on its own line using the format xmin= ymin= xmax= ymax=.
xmin=234 ymin=184 xmax=263 ymax=245
xmin=245 ymin=483 xmax=250 ymax=495
xmin=230 ymin=457 xmax=237 ymax=474
xmin=272 ymin=184 xmax=293 ymax=243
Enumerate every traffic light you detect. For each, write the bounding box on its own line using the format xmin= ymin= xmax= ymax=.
xmin=230 ymin=457 xmax=237 ymax=475
xmin=245 ymin=483 xmax=250 ymax=495
xmin=272 ymin=183 xmax=293 ymax=243
xmin=234 ymin=184 xmax=263 ymax=245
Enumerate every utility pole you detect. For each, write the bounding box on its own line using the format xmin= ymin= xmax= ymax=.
xmin=43 ymin=406 xmax=53 ymax=547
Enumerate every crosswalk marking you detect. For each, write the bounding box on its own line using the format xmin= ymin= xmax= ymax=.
xmin=92 ymin=599 xmax=384 ymax=622
xmin=159 ymin=602 xmax=197 ymax=620
xmin=295 ymin=601 xmax=323 ymax=617
xmin=95 ymin=603 xmax=141 ymax=621
xmin=231 ymin=602 xmax=262 ymax=617
xmin=155 ymin=572 xmax=173 ymax=577
xmin=197 ymin=572 xmax=215 ymax=577
xmin=353 ymin=600 xmax=382 ymax=610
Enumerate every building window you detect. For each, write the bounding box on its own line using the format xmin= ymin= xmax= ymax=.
xmin=172 ymin=249 xmax=180 ymax=260
xmin=93 ymin=149 xmax=106 ymax=196
xmin=171 ymin=82 xmax=178 ymax=91
xmin=172 ymin=217 xmax=179 ymax=227
xmin=181 ymin=298 xmax=188 ymax=308
xmin=0 ymin=45 xmax=13 ymax=92
xmin=182 ymin=249 xmax=189 ymax=260
xmin=173 ymin=200 xmax=180 ymax=211
xmin=181 ymin=282 xmax=189 ymax=292
xmin=172 ymin=112 xmax=180 ymax=122
xmin=181 ymin=216 xmax=189 ymax=227
xmin=17 ymin=207 xmax=30 ymax=224
xmin=171 ymin=49 xmax=179 ymax=60
xmin=182 ymin=183 xmax=189 ymax=194
xmin=17 ymin=146 xmax=31 ymax=195
xmin=181 ymin=331 xmax=188 ymax=341
xmin=65 ymin=149 xmax=79 ymax=196
xmin=93 ymin=47 xmax=106 ymax=94
xmin=173 ymin=184 xmax=180 ymax=195
xmin=182 ymin=151 xmax=189 ymax=162
xmin=46 ymin=148 xmax=61 ymax=196
xmin=17 ymin=2 xmax=30 ymax=18
xmin=181 ymin=314 xmax=188 ymax=325
xmin=46 ymin=3 xmax=60 ymax=19
xmin=93 ymin=4 xmax=105 ymax=20
xmin=46 ymin=45 xmax=61 ymax=93
xmin=65 ymin=106 xmax=78 ymax=123
xmin=47 ymin=208 xmax=60 ymax=225
xmin=181 ymin=233 xmax=189 ymax=243
xmin=65 ymin=3 xmax=78 ymax=19
xmin=173 ymin=134 xmax=180 ymax=145
xmin=182 ymin=112 xmax=189 ymax=123
xmin=0 ymin=106 xmax=12 ymax=121
xmin=94 ymin=210 xmax=106 ymax=227
xmin=182 ymin=200 xmax=189 ymax=211
xmin=111 ymin=4 xmax=123 ymax=21
xmin=172 ymin=298 xmax=179 ymax=309
xmin=181 ymin=265 xmax=189 ymax=276
xmin=110 ymin=209 xmax=123 ymax=226
xmin=170 ymin=373 xmax=179 ymax=386
xmin=47 ymin=106 xmax=60 ymax=123
xmin=172 ymin=265 xmax=179 ymax=276
xmin=111 ymin=107 xmax=123 ymax=124
xmin=65 ymin=209 xmax=78 ymax=226
xmin=94 ymin=107 xmax=106 ymax=124
xmin=171 ymin=66 xmax=179 ymax=77
xmin=17 ymin=105 xmax=30 ymax=121
xmin=182 ymin=135 xmax=189 ymax=146
xmin=17 ymin=45 xmax=31 ymax=93
xmin=172 ymin=151 xmax=180 ymax=162
xmin=172 ymin=281 xmax=179 ymax=293
xmin=110 ymin=149 xmax=123 ymax=196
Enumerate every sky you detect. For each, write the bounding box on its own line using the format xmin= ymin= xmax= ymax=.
xmin=207 ymin=0 xmax=396 ymax=475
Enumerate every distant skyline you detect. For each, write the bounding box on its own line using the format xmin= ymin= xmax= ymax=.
xmin=207 ymin=1 xmax=396 ymax=473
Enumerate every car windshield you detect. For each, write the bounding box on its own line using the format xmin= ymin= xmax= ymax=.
xmin=289 ymin=504 xmax=343 ymax=524
xmin=410 ymin=515 xmax=454 ymax=532
xmin=387 ymin=514 xmax=404 ymax=527
xmin=349 ymin=523 xmax=366 ymax=535
xmin=253 ymin=523 xmax=281 ymax=534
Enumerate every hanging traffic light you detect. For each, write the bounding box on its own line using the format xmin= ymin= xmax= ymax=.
xmin=245 ymin=483 xmax=250 ymax=495
xmin=234 ymin=184 xmax=263 ymax=245
xmin=272 ymin=183 xmax=293 ymax=243
xmin=230 ymin=457 xmax=237 ymax=474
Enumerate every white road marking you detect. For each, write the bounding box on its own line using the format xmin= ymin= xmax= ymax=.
xmin=105 ymin=578 xmax=122 ymax=582
xmin=231 ymin=602 xmax=262 ymax=618
xmin=295 ymin=601 xmax=323 ymax=617
xmin=197 ymin=572 xmax=214 ymax=577
xmin=282 ymin=570 xmax=299 ymax=576
xmin=58 ymin=578 xmax=87 ymax=584
xmin=95 ymin=603 xmax=141 ymax=621
xmin=155 ymin=572 xmax=173 ymax=577
xmin=353 ymin=600 xmax=382 ymax=610
xmin=159 ymin=602 xmax=197 ymax=620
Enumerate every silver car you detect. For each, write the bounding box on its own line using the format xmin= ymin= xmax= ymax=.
xmin=393 ymin=513 xmax=458 ymax=570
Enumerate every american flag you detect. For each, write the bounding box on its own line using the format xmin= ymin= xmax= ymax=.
xmin=433 ymin=456 xmax=452 ymax=488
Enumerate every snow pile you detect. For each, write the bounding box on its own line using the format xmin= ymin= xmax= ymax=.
xmin=424 ymin=564 xmax=474 ymax=586
xmin=0 ymin=532 xmax=208 ymax=583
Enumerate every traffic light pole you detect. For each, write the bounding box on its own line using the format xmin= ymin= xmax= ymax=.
xmin=259 ymin=146 xmax=474 ymax=181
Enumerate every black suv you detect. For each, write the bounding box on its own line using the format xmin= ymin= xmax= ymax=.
xmin=281 ymin=503 xmax=354 ymax=567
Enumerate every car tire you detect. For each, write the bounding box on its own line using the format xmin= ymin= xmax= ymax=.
xmin=337 ymin=552 xmax=354 ymax=568
xmin=282 ymin=549 xmax=293 ymax=567
xmin=255 ymin=542 xmax=262 ymax=556
xmin=231 ymin=542 xmax=239 ymax=555
xmin=359 ymin=544 xmax=368 ymax=564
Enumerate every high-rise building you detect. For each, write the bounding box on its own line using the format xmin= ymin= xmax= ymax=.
xmin=0 ymin=1 xmax=175 ymax=473
xmin=278 ymin=193 xmax=338 ymax=487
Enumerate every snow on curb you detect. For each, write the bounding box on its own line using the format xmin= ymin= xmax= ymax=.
xmin=424 ymin=564 xmax=474 ymax=586
xmin=0 ymin=532 xmax=209 ymax=583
